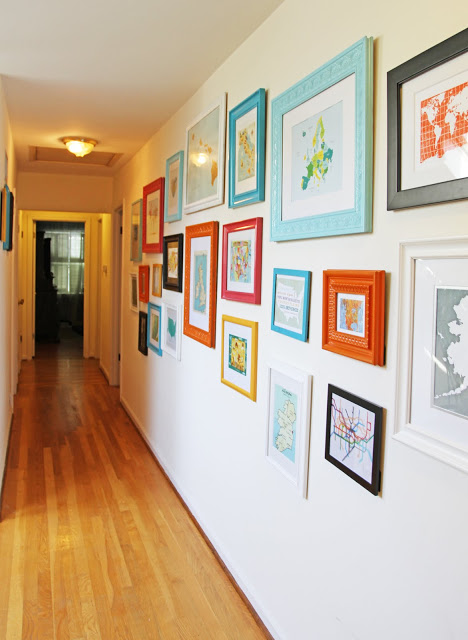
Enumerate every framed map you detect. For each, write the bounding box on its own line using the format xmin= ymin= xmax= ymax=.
xmin=151 ymin=263 xmax=162 ymax=297
xmin=221 ymin=218 xmax=263 ymax=304
xmin=162 ymin=302 xmax=181 ymax=360
xmin=163 ymin=233 xmax=183 ymax=292
xmin=147 ymin=302 xmax=162 ymax=356
xmin=138 ymin=265 xmax=150 ymax=303
xmin=130 ymin=199 xmax=142 ymax=262
xmin=395 ymin=237 xmax=468 ymax=472
xmin=271 ymin=268 xmax=311 ymax=342
xmin=164 ymin=150 xmax=184 ymax=223
xmin=142 ymin=177 xmax=165 ymax=253
xmin=388 ymin=28 xmax=468 ymax=209
xmin=129 ymin=273 xmax=138 ymax=312
xmin=138 ymin=311 xmax=148 ymax=356
xmin=266 ymin=361 xmax=312 ymax=497
xmin=221 ymin=315 xmax=258 ymax=401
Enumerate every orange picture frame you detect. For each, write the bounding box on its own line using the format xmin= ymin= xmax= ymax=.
xmin=138 ymin=264 xmax=150 ymax=303
xmin=183 ymin=221 xmax=219 ymax=348
xmin=322 ymin=270 xmax=385 ymax=366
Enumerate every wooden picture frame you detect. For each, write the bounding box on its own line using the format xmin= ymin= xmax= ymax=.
xmin=138 ymin=265 xmax=150 ymax=303
xmin=183 ymin=221 xmax=218 ymax=347
xmin=322 ymin=270 xmax=385 ymax=365
xmin=228 ymin=88 xmax=266 ymax=208
xmin=163 ymin=233 xmax=184 ymax=292
xmin=129 ymin=272 xmax=138 ymax=312
xmin=325 ymin=384 xmax=383 ymax=495
xmin=221 ymin=217 xmax=263 ymax=304
xmin=221 ymin=315 xmax=258 ymax=401
xmin=138 ymin=311 xmax=148 ymax=356
xmin=164 ymin=150 xmax=184 ymax=223
xmin=270 ymin=37 xmax=373 ymax=241
xmin=130 ymin=199 xmax=142 ymax=262
xmin=147 ymin=302 xmax=162 ymax=356
xmin=142 ymin=177 xmax=165 ymax=253
xmin=271 ymin=268 xmax=311 ymax=342
xmin=387 ymin=28 xmax=468 ymax=210
xmin=162 ymin=302 xmax=182 ymax=360
xmin=151 ymin=263 xmax=162 ymax=297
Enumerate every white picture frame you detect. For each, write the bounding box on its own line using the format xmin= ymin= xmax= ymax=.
xmin=265 ymin=360 xmax=312 ymax=497
xmin=129 ymin=272 xmax=138 ymax=312
xmin=395 ymin=237 xmax=468 ymax=472
xmin=162 ymin=302 xmax=182 ymax=360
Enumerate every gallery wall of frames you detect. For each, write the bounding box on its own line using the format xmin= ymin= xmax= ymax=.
xmin=113 ymin=4 xmax=468 ymax=639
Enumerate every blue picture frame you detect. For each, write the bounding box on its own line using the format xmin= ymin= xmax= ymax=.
xmin=271 ymin=268 xmax=311 ymax=342
xmin=228 ymin=88 xmax=266 ymax=208
xmin=130 ymin=198 xmax=142 ymax=262
xmin=147 ymin=302 xmax=162 ymax=356
xmin=164 ymin=150 xmax=184 ymax=223
xmin=270 ymin=37 xmax=373 ymax=241
xmin=3 ymin=185 xmax=13 ymax=251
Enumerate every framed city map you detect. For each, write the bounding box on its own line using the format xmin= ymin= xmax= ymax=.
xmin=266 ymin=361 xmax=312 ymax=497
xmin=395 ymin=237 xmax=468 ymax=473
xmin=221 ymin=217 xmax=263 ymax=304
xmin=221 ymin=315 xmax=258 ymax=401
xmin=388 ymin=28 xmax=468 ymax=209
xmin=183 ymin=221 xmax=218 ymax=347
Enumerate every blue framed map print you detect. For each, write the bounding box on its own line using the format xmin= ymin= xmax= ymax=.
xmin=271 ymin=268 xmax=311 ymax=341
xmin=130 ymin=199 xmax=142 ymax=262
xmin=164 ymin=151 xmax=184 ymax=223
xmin=147 ymin=302 xmax=162 ymax=356
xmin=270 ymin=37 xmax=373 ymax=241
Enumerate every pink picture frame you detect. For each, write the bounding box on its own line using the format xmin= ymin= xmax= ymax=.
xmin=221 ymin=217 xmax=263 ymax=304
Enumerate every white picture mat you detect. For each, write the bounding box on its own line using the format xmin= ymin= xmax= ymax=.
xmin=235 ymin=106 xmax=258 ymax=195
xmin=223 ymin=320 xmax=252 ymax=393
xmin=226 ymin=227 xmax=256 ymax=294
xmin=273 ymin=274 xmax=305 ymax=333
xmin=189 ymin=235 xmax=211 ymax=332
xmin=401 ymin=51 xmax=468 ymax=190
xmin=282 ymin=74 xmax=355 ymax=220
xmin=162 ymin=302 xmax=181 ymax=360
xmin=336 ymin=292 xmax=366 ymax=337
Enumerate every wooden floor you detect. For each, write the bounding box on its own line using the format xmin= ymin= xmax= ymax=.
xmin=0 ymin=333 xmax=267 ymax=639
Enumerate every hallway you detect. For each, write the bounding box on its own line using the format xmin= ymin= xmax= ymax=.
xmin=0 ymin=349 xmax=267 ymax=639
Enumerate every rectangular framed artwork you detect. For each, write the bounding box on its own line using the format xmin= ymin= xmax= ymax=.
xmin=138 ymin=265 xmax=150 ymax=303
xmin=266 ymin=361 xmax=312 ymax=497
xmin=221 ymin=315 xmax=258 ymax=401
xmin=3 ymin=186 xmax=13 ymax=251
xmin=142 ymin=177 xmax=165 ymax=253
xmin=325 ymin=384 xmax=383 ymax=495
xmin=162 ymin=302 xmax=182 ymax=360
xmin=183 ymin=221 xmax=218 ymax=347
xmin=147 ymin=302 xmax=162 ymax=356
xmin=270 ymin=37 xmax=373 ymax=241
xmin=152 ymin=263 xmax=162 ymax=297
xmin=395 ymin=237 xmax=468 ymax=472
xmin=228 ymin=88 xmax=266 ymax=208
xmin=163 ymin=233 xmax=184 ymax=292
xmin=164 ymin=150 xmax=184 ymax=223
xmin=129 ymin=272 xmax=138 ymax=312
xmin=221 ymin=217 xmax=263 ymax=304
xmin=322 ymin=270 xmax=385 ymax=365
xmin=271 ymin=268 xmax=311 ymax=342
xmin=130 ymin=199 xmax=142 ymax=262
xmin=183 ymin=94 xmax=226 ymax=214
xmin=138 ymin=311 xmax=148 ymax=356
xmin=387 ymin=28 xmax=468 ymax=210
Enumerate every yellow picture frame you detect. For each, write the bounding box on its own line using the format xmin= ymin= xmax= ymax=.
xmin=221 ymin=315 xmax=258 ymax=401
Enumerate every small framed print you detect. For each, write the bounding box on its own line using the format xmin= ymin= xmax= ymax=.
xmin=221 ymin=217 xmax=263 ymax=304
xmin=221 ymin=315 xmax=258 ymax=401
xmin=142 ymin=177 xmax=165 ymax=253
xmin=325 ymin=384 xmax=383 ymax=495
xmin=271 ymin=268 xmax=311 ymax=342
xmin=152 ymin=263 xmax=162 ymax=297
xmin=183 ymin=221 xmax=218 ymax=347
xmin=3 ymin=186 xmax=13 ymax=251
xmin=138 ymin=311 xmax=148 ymax=356
xmin=228 ymin=88 xmax=266 ymax=208
xmin=162 ymin=302 xmax=182 ymax=360
xmin=387 ymin=28 xmax=468 ymax=210
xmin=322 ymin=270 xmax=385 ymax=365
xmin=266 ymin=361 xmax=312 ymax=497
xmin=138 ymin=265 xmax=150 ymax=303
xmin=147 ymin=302 xmax=162 ymax=356
xmin=163 ymin=233 xmax=184 ymax=292
xmin=129 ymin=273 xmax=138 ymax=312
xmin=130 ymin=199 xmax=142 ymax=262
xmin=164 ymin=151 xmax=184 ymax=223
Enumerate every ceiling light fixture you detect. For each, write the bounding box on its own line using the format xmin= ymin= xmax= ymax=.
xmin=61 ymin=137 xmax=97 ymax=158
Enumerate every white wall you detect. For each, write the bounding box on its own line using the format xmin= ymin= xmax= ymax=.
xmin=113 ymin=2 xmax=468 ymax=638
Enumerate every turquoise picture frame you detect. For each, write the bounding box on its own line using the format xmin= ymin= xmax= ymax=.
xmin=228 ymin=88 xmax=266 ymax=208
xmin=147 ymin=302 xmax=162 ymax=356
xmin=270 ymin=37 xmax=373 ymax=241
xmin=271 ymin=268 xmax=311 ymax=342
xmin=3 ymin=185 xmax=13 ymax=251
xmin=130 ymin=198 xmax=142 ymax=262
xmin=164 ymin=150 xmax=184 ymax=223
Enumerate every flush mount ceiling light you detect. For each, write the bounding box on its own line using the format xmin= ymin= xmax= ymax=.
xmin=60 ymin=137 xmax=97 ymax=158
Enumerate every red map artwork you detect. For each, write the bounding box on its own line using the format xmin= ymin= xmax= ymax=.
xmin=420 ymin=81 xmax=468 ymax=163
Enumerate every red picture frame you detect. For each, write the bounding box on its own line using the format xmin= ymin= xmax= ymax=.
xmin=138 ymin=265 xmax=150 ymax=303
xmin=221 ymin=217 xmax=263 ymax=304
xmin=142 ymin=177 xmax=165 ymax=253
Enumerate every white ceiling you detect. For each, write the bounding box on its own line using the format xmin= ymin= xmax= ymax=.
xmin=1 ymin=0 xmax=283 ymax=176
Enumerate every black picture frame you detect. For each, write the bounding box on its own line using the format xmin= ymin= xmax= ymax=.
xmin=387 ymin=28 xmax=468 ymax=210
xmin=325 ymin=384 xmax=383 ymax=495
xmin=138 ymin=311 xmax=148 ymax=356
xmin=163 ymin=233 xmax=183 ymax=292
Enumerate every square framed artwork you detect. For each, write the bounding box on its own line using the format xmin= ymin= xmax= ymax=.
xmin=163 ymin=233 xmax=184 ymax=292
xmin=152 ymin=263 xmax=162 ymax=297
xmin=270 ymin=37 xmax=373 ymax=241
xmin=395 ymin=237 xmax=468 ymax=472
xmin=130 ymin=199 xmax=142 ymax=262
xmin=162 ymin=302 xmax=182 ymax=360
xmin=183 ymin=221 xmax=218 ymax=347
xmin=221 ymin=217 xmax=263 ymax=304
xmin=266 ymin=361 xmax=312 ymax=497
xmin=387 ymin=28 xmax=468 ymax=210
xmin=183 ymin=94 xmax=226 ymax=214
xmin=147 ymin=302 xmax=162 ymax=356
xmin=138 ymin=311 xmax=148 ymax=356
xmin=129 ymin=272 xmax=138 ymax=312
xmin=322 ymin=270 xmax=385 ymax=365
xmin=142 ymin=177 xmax=165 ymax=253
xmin=138 ymin=265 xmax=150 ymax=303
xmin=164 ymin=150 xmax=184 ymax=223
xmin=271 ymin=268 xmax=311 ymax=342
xmin=325 ymin=384 xmax=383 ymax=495
xmin=221 ymin=315 xmax=258 ymax=401
xmin=228 ymin=88 xmax=266 ymax=208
